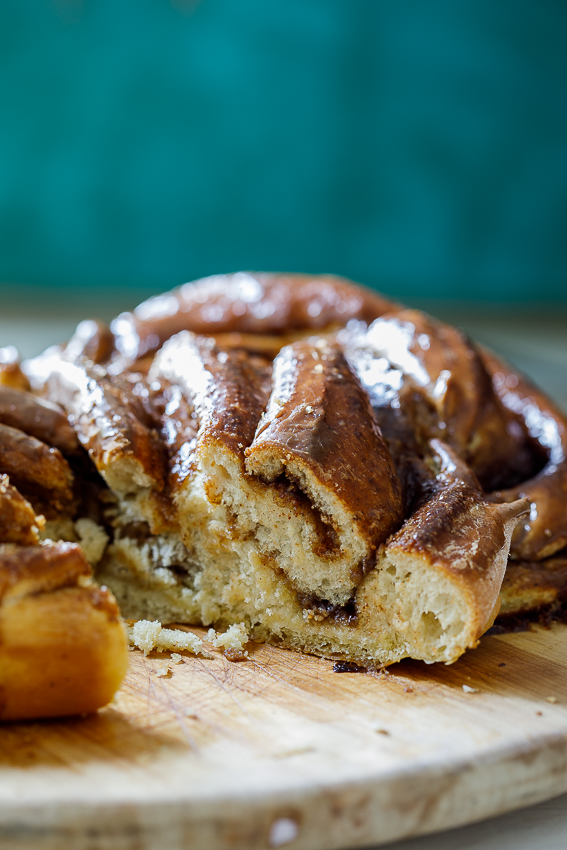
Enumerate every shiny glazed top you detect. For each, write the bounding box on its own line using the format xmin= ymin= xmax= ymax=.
xmin=24 ymin=271 xmax=567 ymax=566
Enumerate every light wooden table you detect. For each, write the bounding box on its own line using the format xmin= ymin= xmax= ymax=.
xmin=1 ymin=298 xmax=566 ymax=850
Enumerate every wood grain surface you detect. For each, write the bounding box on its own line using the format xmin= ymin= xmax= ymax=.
xmin=1 ymin=623 xmax=566 ymax=850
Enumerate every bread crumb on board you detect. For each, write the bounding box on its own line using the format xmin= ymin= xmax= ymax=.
xmin=206 ymin=623 xmax=250 ymax=660
xmin=125 ymin=620 xmax=250 ymax=660
xmin=125 ymin=620 xmax=207 ymax=657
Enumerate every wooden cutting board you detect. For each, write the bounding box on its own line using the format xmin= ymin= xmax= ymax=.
xmin=1 ymin=622 xmax=567 ymax=850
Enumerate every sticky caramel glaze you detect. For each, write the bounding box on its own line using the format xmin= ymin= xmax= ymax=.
xmin=0 ymin=423 xmax=75 ymax=518
xmin=149 ymin=331 xmax=272 ymax=491
xmin=0 ymin=385 xmax=79 ymax=455
xmin=481 ymin=348 xmax=567 ymax=561
xmin=0 ymin=541 xmax=128 ymax=721
xmin=24 ymin=351 xmax=172 ymax=530
xmin=0 ymin=475 xmax=41 ymax=546
xmin=110 ymin=272 xmax=396 ymax=365
xmin=245 ymin=338 xmax=403 ymax=552
xmin=124 ymin=326 xmax=341 ymax=377
xmin=343 ymin=311 xmax=539 ymax=507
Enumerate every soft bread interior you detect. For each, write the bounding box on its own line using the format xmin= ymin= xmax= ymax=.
xmin=199 ymin=442 xmax=368 ymax=607
xmin=97 ymin=522 xmax=483 ymax=666
xmin=97 ymin=442 xmax=523 ymax=666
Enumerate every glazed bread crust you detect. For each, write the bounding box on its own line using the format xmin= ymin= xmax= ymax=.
xmin=110 ymin=272 xmax=397 ymax=365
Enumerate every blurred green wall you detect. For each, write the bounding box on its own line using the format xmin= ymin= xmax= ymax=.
xmin=0 ymin=0 xmax=566 ymax=300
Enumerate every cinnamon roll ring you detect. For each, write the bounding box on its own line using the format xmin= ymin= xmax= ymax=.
xmin=20 ymin=273 xmax=561 ymax=666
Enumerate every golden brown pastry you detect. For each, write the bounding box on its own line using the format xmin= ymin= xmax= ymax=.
xmin=63 ymin=319 xmax=116 ymax=365
xmin=343 ymin=310 xmax=539 ymax=497
xmin=0 ymin=541 xmax=128 ymax=722
xmin=22 ymin=271 xmax=567 ymax=666
xmin=353 ymin=442 xmax=527 ymax=661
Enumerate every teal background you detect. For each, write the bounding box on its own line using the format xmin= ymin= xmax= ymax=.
xmin=0 ymin=0 xmax=566 ymax=301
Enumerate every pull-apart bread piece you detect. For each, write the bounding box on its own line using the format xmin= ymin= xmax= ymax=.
xmin=0 ymin=539 xmax=127 ymax=722
xmin=0 ymin=384 xmax=128 ymax=721
xmin=23 ymin=272 xmax=567 ymax=666
xmin=374 ymin=443 xmax=527 ymax=654
xmin=29 ymin=352 xmax=172 ymax=532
